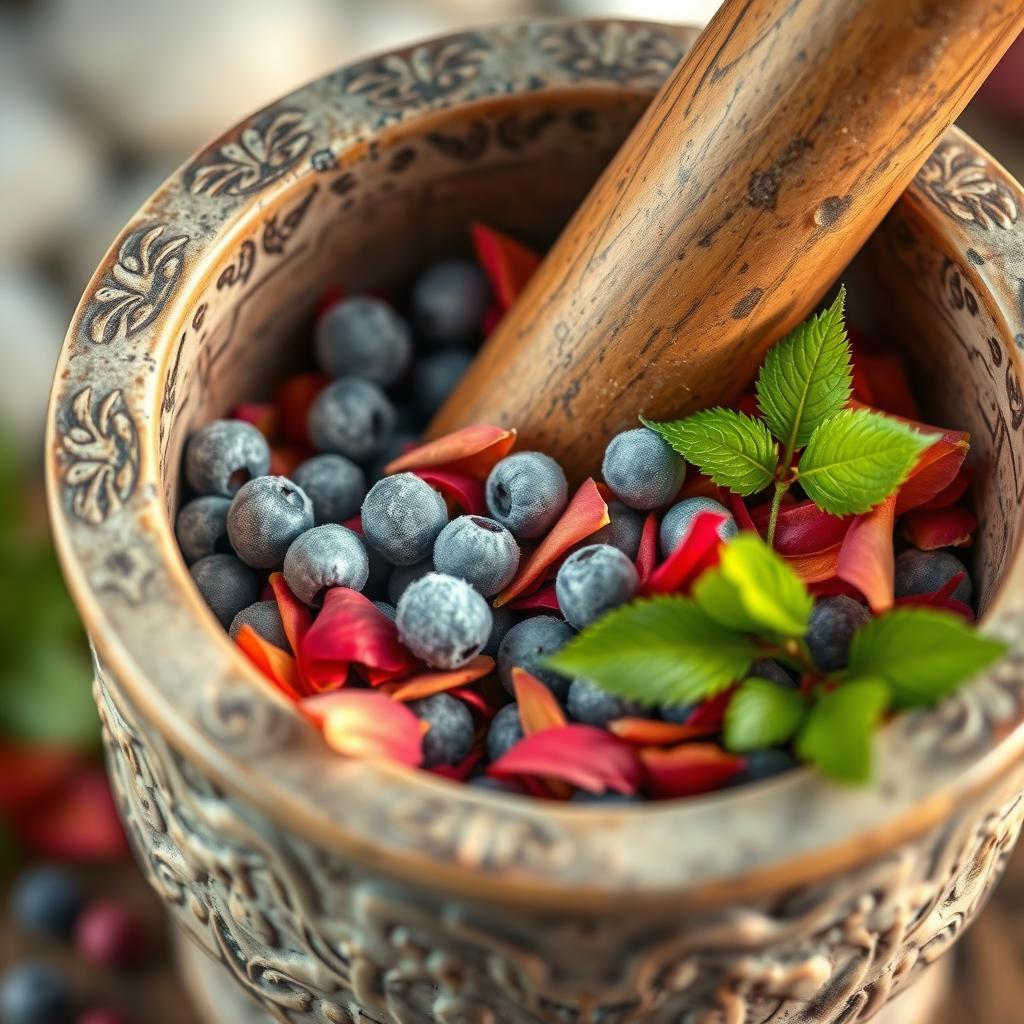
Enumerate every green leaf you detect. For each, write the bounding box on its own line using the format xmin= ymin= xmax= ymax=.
xmin=695 ymin=533 xmax=813 ymax=638
xmin=756 ymin=287 xmax=852 ymax=453
xmin=848 ymin=608 xmax=1007 ymax=709
xmin=547 ymin=596 xmax=758 ymax=707
xmin=724 ymin=678 xmax=807 ymax=752
xmin=641 ymin=409 xmax=777 ymax=496
xmin=796 ymin=678 xmax=890 ymax=783
xmin=796 ymin=409 xmax=934 ymax=515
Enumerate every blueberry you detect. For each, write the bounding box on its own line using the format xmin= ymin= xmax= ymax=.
xmin=660 ymin=703 xmax=695 ymax=724
xmin=227 ymin=476 xmax=314 ymax=569
xmin=368 ymin=431 xmax=420 ymax=482
xmin=291 ymin=454 xmax=366 ymax=525
xmin=307 ymin=377 xmax=396 ymax=462
xmin=468 ymin=775 xmax=518 ymax=793
xmin=11 ymin=867 xmax=83 ymax=940
xmin=482 ymin=605 xmax=518 ymax=658
xmin=486 ymin=452 xmax=568 ymax=539
xmin=486 ymin=703 xmax=524 ymax=762
xmin=387 ymin=558 xmax=434 ymax=604
xmin=566 ymin=678 xmax=642 ymax=725
xmin=734 ymin=748 xmax=796 ymax=784
xmin=895 ymin=549 xmax=973 ymax=605
xmin=806 ymin=596 xmax=871 ymax=672
xmin=588 ymin=501 xmax=645 ymax=560
xmin=0 ymin=962 xmax=73 ymax=1024
xmin=175 ymin=495 xmax=232 ymax=564
xmin=363 ymin=545 xmax=392 ymax=600
xmin=748 ymin=659 xmax=797 ymax=689
xmin=362 ymin=473 xmax=448 ymax=566
xmin=314 ymin=296 xmax=413 ymax=386
xmin=602 ymin=427 xmax=685 ymax=511
xmin=412 ymin=350 xmax=473 ymax=419
xmin=190 ymin=554 xmax=261 ymax=628
xmin=410 ymin=692 xmax=475 ymax=767
xmin=184 ymin=419 xmax=270 ymax=498
xmin=659 ymin=497 xmax=738 ymax=556
xmin=555 ymin=544 xmax=639 ymax=631
xmin=496 ymin=616 xmax=575 ymax=699
xmin=411 ymin=258 xmax=489 ymax=347
xmin=373 ymin=601 xmax=397 ymax=621
xmin=570 ymin=791 xmax=642 ymax=804
xmin=283 ymin=524 xmax=369 ymax=606
xmin=229 ymin=601 xmax=289 ymax=650
xmin=433 ymin=515 xmax=520 ymax=597
xmin=396 ymin=573 xmax=493 ymax=669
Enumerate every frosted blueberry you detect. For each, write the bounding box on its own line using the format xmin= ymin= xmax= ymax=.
xmin=659 ymin=497 xmax=737 ymax=556
xmin=588 ymin=501 xmax=645 ymax=560
xmin=227 ymin=475 xmax=314 ymax=569
xmin=486 ymin=703 xmax=524 ymax=762
xmin=413 ymin=350 xmax=473 ymax=419
xmin=748 ymin=659 xmax=797 ymax=688
xmin=396 ymin=573 xmax=493 ymax=669
xmin=411 ymin=258 xmax=489 ymax=347
xmin=0 ymin=962 xmax=72 ymax=1024
xmin=283 ymin=524 xmax=369 ymax=606
xmin=291 ymin=454 xmax=366 ymax=525
xmin=11 ymin=867 xmax=83 ymax=940
xmin=661 ymin=703 xmax=695 ymax=724
xmin=363 ymin=545 xmax=392 ymax=600
xmin=482 ymin=605 xmax=518 ymax=658
xmin=602 ymin=427 xmax=685 ymax=510
xmin=433 ymin=515 xmax=520 ymax=597
xmin=496 ymin=616 xmax=575 ymax=699
xmin=229 ymin=601 xmax=289 ymax=650
xmin=307 ymin=377 xmax=395 ymax=462
xmin=894 ymin=548 xmax=973 ymax=605
xmin=806 ymin=596 xmax=871 ymax=672
xmin=410 ymin=692 xmax=475 ymax=767
xmin=468 ymin=775 xmax=519 ymax=793
xmin=373 ymin=601 xmax=397 ymax=621
xmin=175 ymin=495 xmax=232 ymax=564
xmin=362 ymin=473 xmax=448 ymax=566
xmin=387 ymin=559 xmax=434 ymax=604
xmin=556 ymin=544 xmax=639 ymax=631
xmin=314 ymin=295 xmax=412 ymax=386
xmin=189 ymin=554 xmax=261 ymax=628
xmin=567 ymin=678 xmax=642 ymax=725
xmin=734 ymin=749 xmax=796 ymax=784
xmin=486 ymin=452 xmax=568 ymax=539
xmin=184 ymin=419 xmax=270 ymax=497
xmin=369 ymin=431 xmax=419 ymax=482
xmin=571 ymin=791 xmax=642 ymax=804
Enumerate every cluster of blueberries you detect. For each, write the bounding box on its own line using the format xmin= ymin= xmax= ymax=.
xmin=177 ymin=257 xmax=975 ymax=799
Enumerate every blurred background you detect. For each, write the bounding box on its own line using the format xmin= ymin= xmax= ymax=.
xmin=1 ymin=1 xmax=1023 ymax=1022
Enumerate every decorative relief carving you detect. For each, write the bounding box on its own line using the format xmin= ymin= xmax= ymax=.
xmin=917 ymin=142 xmax=1019 ymax=230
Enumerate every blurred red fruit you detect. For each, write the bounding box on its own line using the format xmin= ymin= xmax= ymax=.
xmin=75 ymin=901 xmax=151 ymax=969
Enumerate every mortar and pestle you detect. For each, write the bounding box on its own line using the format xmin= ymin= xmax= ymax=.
xmin=46 ymin=1 xmax=1024 ymax=1021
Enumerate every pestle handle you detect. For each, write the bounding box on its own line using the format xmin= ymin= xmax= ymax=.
xmin=427 ymin=0 xmax=1024 ymax=477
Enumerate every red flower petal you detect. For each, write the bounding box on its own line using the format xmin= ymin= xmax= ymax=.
xmin=482 ymin=304 xmax=503 ymax=335
xmin=508 ymin=584 xmax=560 ymax=612
xmin=512 ymin=669 xmax=567 ymax=735
xmin=236 ymin=625 xmax=306 ymax=701
xmin=837 ymin=494 xmax=897 ymax=612
xmin=902 ymin=504 xmax=977 ymax=550
xmin=269 ymin=573 xmax=311 ymax=650
xmin=608 ymin=718 xmax=719 ymax=745
xmin=894 ymin=573 xmax=975 ymax=621
xmin=685 ymin=689 xmax=735 ymax=729
xmin=488 ymin=725 xmax=641 ymax=795
xmin=642 ymin=510 xmax=725 ymax=595
xmin=896 ymin=429 xmax=970 ymax=514
xmin=270 ymin=443 xmax=315 ymax=477
xmin=301 ymin=690 xmax=424 ymax=766
xmin=317 ymin=286 xmax=344 ymax=317
xmin=432 ymin=750 xmax=484 ymax=782
xmin=302 ymin=588 xmax=420 ymax=691
xmin=386 ymin=425 xmax=517 ymax=479
xmin=273 ymin=373 xmax=329 ymax=446
xmin=0 ymin=745 xmax=79 ymax=817
xmin=414 ymin=469 xmax=487 ymax=516
xmin=918 ymin=463 xmax=974 ymax=510
xmin=450 ymin=685 xmax=500 ymax=719
xmin=634 ymin=512 xmax=659 ymax=584
xmin=850 ymin=340 xmax=921 ymax=419
xmin=640 ymin=744 xmax=745 ymax=798
xmin=496 ymin=479 xmax=609 ymax=605
xmin=231 ymin=402 xmax=278 ymax=440
xmin=753 ymin=500 xmax=852 ymax=555
xmin=724 ymin=490 xmax=757 ymax=532
xmin=470 ymin=221 xmax=541 ymax=310
xmin=387 ymin=656 xmax=495 ymax=702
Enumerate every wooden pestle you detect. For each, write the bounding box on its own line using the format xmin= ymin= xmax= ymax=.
xmin=428 ymin=0 xmax=1024 ymax=477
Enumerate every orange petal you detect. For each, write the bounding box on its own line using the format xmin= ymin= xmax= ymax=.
xmin=388 ymin=656 xmax=495 ymax=702
xmin=301 ymin=690 xmax=424 ymax=766
xmin=496 ymin=479 xmax=609 ymax=605
xmin=837 ymin=494 xmax=897 ymax=612
xmin=639 ymin=743 xmax=745 ymax=798
xmin=512 ymin=668 xmax=567 ymax=735
xmin=232 ymin=402 xmax=278 ymax=440
xmin=786 ymin=544 xmax=842 ymax=584
xmin=609 ymin=718 xmax=719 ymax=745
xmin=470 ymin=221 xmax=541 ymax=310
xmin=273 ymin=372 xmax=328 ymax=446
xmin=385 ymin=425 xmax=517 ymax=479
xmin=236 ymin=624 xmax=306 ymax=701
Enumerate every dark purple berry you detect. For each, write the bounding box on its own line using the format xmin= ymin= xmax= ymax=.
xmin=661 ymin=703 xmax=695 ymax=724
xmin=433 ymin=515 xmax=520 ymax=597
xmin=184 ymin=419 xmax=270 ymax=498
xmin=734 ymin=749 xmax=796 ymax=784
xmin=307 ymin=377 xmax=395 ymax=462
xmin=486 ymin=703 xmax=524 ymax=762
xmin=556 ymin=543 xmax=639 ymax=630
xmin=806 ymin=596 xmax=871 ymax=672
xmin=314 ymin=296 xmax=412 ymax=386
xmin=175 ymin=495 xmax=232 ymax=564
xmin=0 ymin=963 xmax=72 ymax=1024
xmin=227 ymin=476 xmax=314 ymax=569
xmin=486 ymin=452 xmax=568 ymax=539
xmin=588 ymin=501 xmax=645 ymax=560
xmin=412 ymin=350 xmax=472 ymax=419
xmin=362 ymin=473 xmax=448 ymax=566
xmin=411 ymin=259 xmax=489 ymax=347
xmin=602 ymin=427 xmax=685 ymax=510
xmin=387 ymin=558 xmax=434 ymax=604
xmin=894 ymin=548 xmax=973 ymax=605
xmin=410 ymin=692 xmax=475 ymax=767
xmin=570 ymin=791 xmax=642 ymax=804
xmin=496 ymin=616 xmax=575 ymax=699
xmin=363 ymin=545 xmax=392 ymax=600
xmin=283 ymin=524 xmax=369 ymax=606
xmin=396 ymin=573 xmax=492 ymax=669
xmin=190 ymin=554 xmax=261 ymax=628
xmin=229 ymin=601 xmax=289 ymax=650
xmin=748 ymin=659 xmax=797 ymax=689
xmin=659 ymin=497 xmax=737 ymax=555
xmin=566 ymin=678 xmax=641 ymax=725
xmin=291 ymin=454 xmax=366 ymax=525
xmin=468 ymin=775 xmax=519 ymax=793
xmin=11 ymin=866 xmax=83 ymax=940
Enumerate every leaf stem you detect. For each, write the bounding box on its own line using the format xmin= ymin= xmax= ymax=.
xmin=765 ymin=478 xmax=789 ymax=547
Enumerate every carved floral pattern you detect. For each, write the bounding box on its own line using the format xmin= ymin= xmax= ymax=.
xmin=917 ymin=143 xmax=1019 ymax=230
xmin=86 ymin=224 xmax=188 ymax=345
xmin=535 ymin=22 xmax=684 ymax=86
xmin=59 ymin=388 xmax=138 ymax=525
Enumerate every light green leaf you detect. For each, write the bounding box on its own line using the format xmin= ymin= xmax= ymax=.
xmin=848 ymin=608 xmax=1007 ymax=709
xmin=756 ymin=287 xmax=852 ymax=453
xmin=796 ymin=409 xmax=934 ymax=515
xmin=641 ymin=409 xmax=777 ymax=496
xmin=547 ymin=596 xmax=758 ymax=707
xmin=724 ymin=678 xmax=807 ymax=752
xmin=796 ymin=678 xmax=890 ymax=783
xmin=695 ymin=533 xmax=813 ymax=638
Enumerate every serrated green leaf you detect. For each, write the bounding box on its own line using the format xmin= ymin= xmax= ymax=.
xmin=756 ymin=287 xmax=852 ymax=453
xmin=848 ymin=608 xmax=1007 ymax=709
xmin=796 ymin=678 xmax=890 ymax=783
xmin=641 ymin=409 xmax=777 ymax=496
xmin=547 ymin=596 xmax=758 ymax=707
xmin=695 ymin=534 xmax=812 ymax=638
xmin=796 ymin=409 xmax=934 ymax=515
xmin=724 ymin=678 xmax=807 ymax=752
